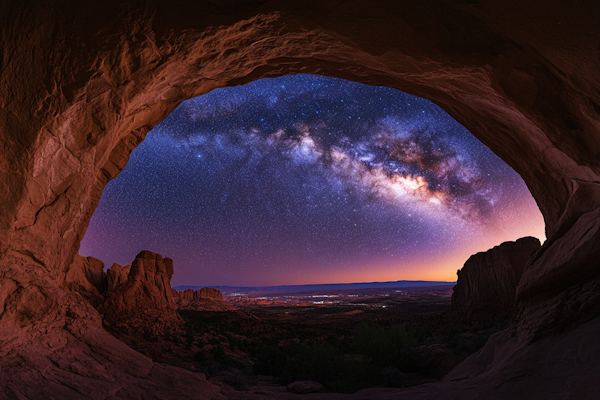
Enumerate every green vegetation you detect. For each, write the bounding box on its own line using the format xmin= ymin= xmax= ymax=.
xmin=251 ymin=323 xmax=418 ymax=393
xmin=119 ymin=295 xmax=507 ymax=395
xmin=354 ymin=322 xmax=418 ymax=369
xmin=168 ymin=307 xmax=505 ymax=394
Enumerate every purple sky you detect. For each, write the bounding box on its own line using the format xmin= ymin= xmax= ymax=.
xmin=79 ymin=74 xmax=545 ymax=287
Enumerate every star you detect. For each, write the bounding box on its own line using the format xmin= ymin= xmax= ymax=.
xmin=80 ymin=74 xmax=545 ymax=287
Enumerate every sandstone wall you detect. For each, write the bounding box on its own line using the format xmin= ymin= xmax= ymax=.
xmin=99 ymin=251 xmax=182 ymax=335
xmin=172 ymin=287 xmax=230 ymax=311
xmin=64 ymin=254 xmax=107 ymax=307
xmin=450 ymin=237 xmax=541 ymax=320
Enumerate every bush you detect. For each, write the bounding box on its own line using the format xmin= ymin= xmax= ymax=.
xmin=354 ymin=322 xmax=418 ymax=369
xmin=251 ymin=327 xmax=419 ymax=394
xmin=223 ymin=368 xmax=245 ymax=390
xmin=381 ymin=366 xmax=406 ymax=388
xmin=281 ymin=342 xmax=343 ymax=384
xmin=327 ymin=359 xmax=379 ymax=393
xmin=253 ymin=345 xmax=289 ymax=376
xmin=210 ymin=344 xmax=245 ymax=369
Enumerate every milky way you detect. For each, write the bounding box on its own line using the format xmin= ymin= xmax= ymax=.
xmin=80 ymin=74 xmax=545 ymax=286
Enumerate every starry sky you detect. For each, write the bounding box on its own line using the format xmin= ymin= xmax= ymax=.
xmin=79 ymin=74 xmax=545 ymax=287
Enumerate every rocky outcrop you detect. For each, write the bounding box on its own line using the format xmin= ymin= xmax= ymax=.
xmin=172 ymin=287 xmax=231 ymax=311
xmin=99 ymin=251 xmax=182 ymax=335
xmin=450 ymin=237 xmax=541 ymax=320
xmin=65 ymin=252 xmax=183 ymax=333
xmin=174 ymin=287 xmax=224 ymax=302
xmin=199 ymin=287 xmax=225 ymax=301
xmin=286 ymin=381 xmax=324 ymax=394
xmin=106 ymin=262 xmax=131 ymax=293
xmin=0 ymin=251 xmax=223 ymax=400
xmin=64 ymin=254 xmax=107 ymax=307
xmin=1 ymin=0 xmax=600 ymax=398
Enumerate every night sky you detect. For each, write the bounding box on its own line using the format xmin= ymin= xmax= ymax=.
xmin=79 ymin=74 xmax=545 ymax=287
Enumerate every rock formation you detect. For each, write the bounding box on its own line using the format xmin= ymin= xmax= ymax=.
xmin=65 ymin=254 xmax=107 ymax=307
xmin=64 ymin=250 xmax=183 ymax=335
xmin=106 ymin=262 xmax=132 ymax=293
xmin=1 ymin=0 xmax=600 ymax=398
xmin=286 ymin=380 xmax=324 ymax=394
xmin=449 ymin=237 xmax=541 ymax=320
xmin=99 ymin=251 xmax=182 ymax=335
xmin=172 ymin=287 xmax=231 ymax=311
xmin=198 ymin=287 xmax=225 ymax=301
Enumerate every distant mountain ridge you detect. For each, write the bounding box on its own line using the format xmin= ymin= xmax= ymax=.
xmin=174 ymin=280 xmax=456 ymax=295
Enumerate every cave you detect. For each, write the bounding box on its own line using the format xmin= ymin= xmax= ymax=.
xmin=1 ymin=1 xmax=600 ymax=399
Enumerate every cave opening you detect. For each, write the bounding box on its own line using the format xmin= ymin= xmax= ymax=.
xmin=79 ymin=74 xmax=545 ymax=289
xmin=74 ymin=74 xmax=547 ymax=391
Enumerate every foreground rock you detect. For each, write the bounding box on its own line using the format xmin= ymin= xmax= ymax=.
xmin=287 ymin=381 xmax=324 ymax=394
xmin=173 ymin=287 xmax=232 ymax=311
xmin=449 ymin=237 xmax=541 ymax=320
xmin=99 ymin=251 xmax=182 ymax=335
xmin=0 ymin=251 xmax=224 ymax=400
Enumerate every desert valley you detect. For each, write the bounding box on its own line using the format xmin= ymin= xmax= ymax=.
xmin=69 ymin=238 xmax=539 ymax=398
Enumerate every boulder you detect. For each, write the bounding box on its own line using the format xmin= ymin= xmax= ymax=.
xmin=286 ymin=380 xmax=324 ymax=394
xmin=449 ymin=237 xmax=541 ymax=320
xmin=416 ymin=344 xmax=453 ymax=378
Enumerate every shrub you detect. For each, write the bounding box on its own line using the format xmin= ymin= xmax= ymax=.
xmin=354 ymin=322 xmax=418 ymax=369
xmin=327 ymin=359 xmax=380 ymax=393
xmin=253 ymin=345 xmax=288 ymax=376
xmin=281 ymin=342 xmax=343 ymax=384
xmin=223 ymin=368 xmax=245 ymax=390
xmin=381 ymin=366 xmax=406 ymax=388
xmin=193 ymin=350 xmax=208 ymax=362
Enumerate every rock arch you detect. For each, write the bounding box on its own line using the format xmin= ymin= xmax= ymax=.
xmin=1 ymin=0 xmax=599 ymax=398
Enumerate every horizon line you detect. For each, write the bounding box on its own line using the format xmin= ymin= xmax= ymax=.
xmin=174 ymin=279 xmax=457 ymax=289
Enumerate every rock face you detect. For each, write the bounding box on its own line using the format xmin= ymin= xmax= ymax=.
xmin=174 ymin=287 xmax=225 ymax=302
xmin=65 ymin=254 xmax=107 ymax=307
xmin=450 ymin=237 xmax=541 ymax=320
xmin=65 ymin=250 xmax=184 ymax=336
xmin=106 ymin=263 xmax=132 ymax=293
xmin=172 ymin=288 xmax=231 ymax=311
xmin=197 ymin=287 xmax=225 ymax=301
xmin=99 ymin=251 xmax=182 ymax=335
xmin=1 ymin=0 xmax=600 ymax=398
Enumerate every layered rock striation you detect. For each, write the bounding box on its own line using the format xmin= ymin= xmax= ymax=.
xmin=172 ymin=287 xmax=231 ymax=311
xmin=450 ymin=237 xmax=541 ymax=320
xmin=64 ymin=254 xmax=107 ymax=307
xmin=99 ymin=251 xmax=182 ymax=335
xmin=0 ymin=253 xmax=222 ymax=399
xmin=64 ymin=250 xmax=183 ymax=335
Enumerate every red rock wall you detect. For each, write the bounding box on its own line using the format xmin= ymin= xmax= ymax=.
xmin=172 ymin=287 xmax=229 ymax=311
xmin=106 ymin=263 xmax=131 ymax=293
xmin=64 ymin=254 xmax=107 ymax=307
xmin=172 ymin=287 xmax=224 ymax=301
xmin=1 ymin=0 xmax=600 ymax=398
xmin=99 ymin=251 xmax=181 ymax=335
xmin=197 ymin=287 xmax=225 ymax=301
xmin=450 ymin=237 xmax=541 ymax=320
